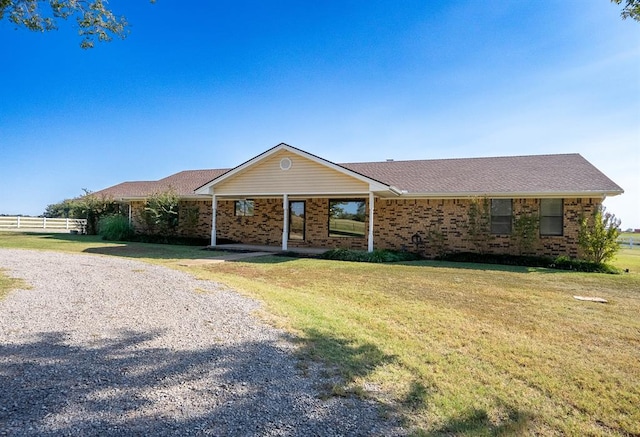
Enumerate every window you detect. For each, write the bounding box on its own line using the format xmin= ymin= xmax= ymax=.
xmin=491 ymin=199 xmax=512 ymax=234
xmin=540 ymin=199 xmax=563 ymax=236
xmin=289 ymin=201 xmax=305 ymax=240
xmin=329 ymin=199 xmax=366 ymax=237
xmin=234 ymin=200 xmax=254 ymax=217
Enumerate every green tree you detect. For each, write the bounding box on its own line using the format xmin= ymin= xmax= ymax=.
xmin=611 ymin=0 xmax=640 ymax=22
xmin=43 ymin=198 xmax=77 ymax=218
xmin=512 ymin=213 xmax=539 ymax=255
xmin=466 ymin=197 xmax=492 ymax=254
xmin=138 ymin=189 xmax=180 ymax=236
xmin=72 ymin=189 xmax=120 ymax=234
xmin=578 ymin=206 xmax=621 ymax=264
xmin=0 ymin=0 xmax=154 ymax=48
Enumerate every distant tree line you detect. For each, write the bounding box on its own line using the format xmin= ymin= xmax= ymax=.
xmin=44 ymin=189 xmax=123 ymax=234
xmin=44 ymin=188 xmax=182 ymax=240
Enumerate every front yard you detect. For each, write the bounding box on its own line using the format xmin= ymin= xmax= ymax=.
xmin=1 ymin=231 xmax=639 ymax=435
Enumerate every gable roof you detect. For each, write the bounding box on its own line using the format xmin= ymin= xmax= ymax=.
xmin=194 ymin=143 xmax=397 ymax=195
xmin=93 ymin=147 xmax=623 ymax=200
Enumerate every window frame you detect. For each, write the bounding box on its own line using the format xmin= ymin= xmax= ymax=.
xmin=490 ymin=199 xmax=512 ymax=235
xmin=234 ymin=199 xmax=255 ymax=217
xmin=540 ymin=198 xmax=563 ymax=236
xmin=328 ymin=199 xmax=367 ymax=238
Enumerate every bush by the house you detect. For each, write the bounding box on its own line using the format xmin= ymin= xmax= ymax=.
xmin=320 ymin=249 xmax=423 ymax=263
xmin=578 ymin=207 xmax=621 ymax=264
xmin=98 ymin=215 xmax=135 ymax=241
xmin=436 ymin=252 xmax=620 ymax=274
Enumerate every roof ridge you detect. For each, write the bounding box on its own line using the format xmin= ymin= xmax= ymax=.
xmin=341 ymin=153 xmax=582 ymax=166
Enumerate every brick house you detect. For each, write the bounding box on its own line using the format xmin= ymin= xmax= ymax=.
xmin=95 ymin=143 xmax=623 ymax=258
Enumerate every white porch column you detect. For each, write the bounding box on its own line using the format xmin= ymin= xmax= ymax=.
xmin=368 ymin=192 xmax=375 ymax=252
xmin=128 ymin=203 xmax=132 ymax=225
xmin=282 ymin=194 xmax=289 ymax=251
xmin=210 ymin=195 xmax=217 ymax=247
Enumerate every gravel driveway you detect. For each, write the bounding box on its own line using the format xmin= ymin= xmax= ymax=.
xmin=0 ymin=249 xmax=405 ymax=436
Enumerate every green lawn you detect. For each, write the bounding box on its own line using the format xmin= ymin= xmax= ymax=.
xmin=1 ymin=231 xmax=639 ymax=435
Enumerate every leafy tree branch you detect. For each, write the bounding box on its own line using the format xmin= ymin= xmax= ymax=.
xmin=0 ymin=0 xmax=155 ymax=48
xmin=611 ymin=0 xmax=640 ymax=22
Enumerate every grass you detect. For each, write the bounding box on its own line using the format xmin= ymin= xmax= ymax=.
xmin=0 ymin=231 xmax=225 ymax=261
xmin=1 ymin=231 xmax=639 ymax=435
xmin=0 ymin=269 xmax=28 ymax=300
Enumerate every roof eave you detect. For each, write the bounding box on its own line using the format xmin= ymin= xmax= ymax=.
xmin=398 ymin=190 xmax=624 ymax=199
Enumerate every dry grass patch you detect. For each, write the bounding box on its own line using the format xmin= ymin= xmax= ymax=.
xmin=0 ymin=269 xmax=29 ymax=300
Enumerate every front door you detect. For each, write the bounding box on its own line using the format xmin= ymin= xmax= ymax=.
xmin=289 ymin=201 xmax=305 ymax=240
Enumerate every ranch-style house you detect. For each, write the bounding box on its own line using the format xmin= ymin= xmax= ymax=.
xmin=95 ymin=143 xmax=623 ymax=258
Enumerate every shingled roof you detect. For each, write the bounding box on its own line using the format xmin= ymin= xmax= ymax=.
xmin=94 ymin=169 xmax=229 ymax=199
xmin=341 ymin=153 xmax=623 ymax=196
xmin=94 ymin=152 xmax=622 ymax=200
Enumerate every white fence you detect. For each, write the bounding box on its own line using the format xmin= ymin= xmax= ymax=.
xmin=619 ymin=236 xmax=639 ymax=248
xmin=0 ymin=216 xmax=86 ymax=232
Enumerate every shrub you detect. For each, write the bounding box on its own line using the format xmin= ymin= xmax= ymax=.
xmin=466 ymin=197 xmax=492 ymax=254
xmin=320 ymin=249 xmax=422 ymax=263
xmin=98 ymin=215 xmax=134 ymax=241
xmin=138 ymin=189 xmax=180 ymax=236
xmin=435 ymin=252 xmax=620 ymax=274
xmin=578 ymin=207 xmax=621 ymax=264
xmin=512 ymin=213 xmax=539 ymax=255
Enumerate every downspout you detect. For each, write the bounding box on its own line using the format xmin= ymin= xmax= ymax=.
xmin=282 ymin=194 xmax=289 ymax=251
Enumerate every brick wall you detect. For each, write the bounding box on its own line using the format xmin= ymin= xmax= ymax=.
xmin=372 ymin=197 xmax=601 ymax=258
xmin=216 ymin=199 xmax=284 ymax=245
xmin=131 ymin=196 xmax=601 ymax=258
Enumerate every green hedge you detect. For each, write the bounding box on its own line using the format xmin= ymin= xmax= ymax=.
xmin=98 ymin=215 xmax=134 ymax=241
xmin=320 ymin=249 xmax=423 ymax=263
xmin=435 ymin=252 xmax=620 ymax=274
xmin=318 ymin=249 xmax=619 ymax=273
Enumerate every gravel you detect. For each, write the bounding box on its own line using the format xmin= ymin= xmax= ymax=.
xmin=0 ymin=249 xmax=406 ymax=436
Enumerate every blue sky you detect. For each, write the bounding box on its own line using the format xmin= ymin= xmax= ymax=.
xmin=1 ymin=1 xmax=639 ymax=227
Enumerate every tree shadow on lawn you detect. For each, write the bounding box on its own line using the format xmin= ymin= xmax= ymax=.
xmin=293 ymin=329 xmax=536 ymax=435
xmin=0 ymin=330 xmax=403 ymax=436
xmin=294 ymin=328 xmax=398 ymax=392
xmin=82 ymin=245 xmax=224 ymax=261
xmin=428 ymin=405 xmax=535 ymax=436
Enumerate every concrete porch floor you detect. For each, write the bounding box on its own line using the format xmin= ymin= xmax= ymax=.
xmin=209 ymin=244 xmax=328 ymax=256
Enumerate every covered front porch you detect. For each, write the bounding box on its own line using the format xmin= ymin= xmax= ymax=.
xmin=208 ymin=195 xmax=378 ymax=252
xmin=194 ymin=144 xmax=401 ymax=253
